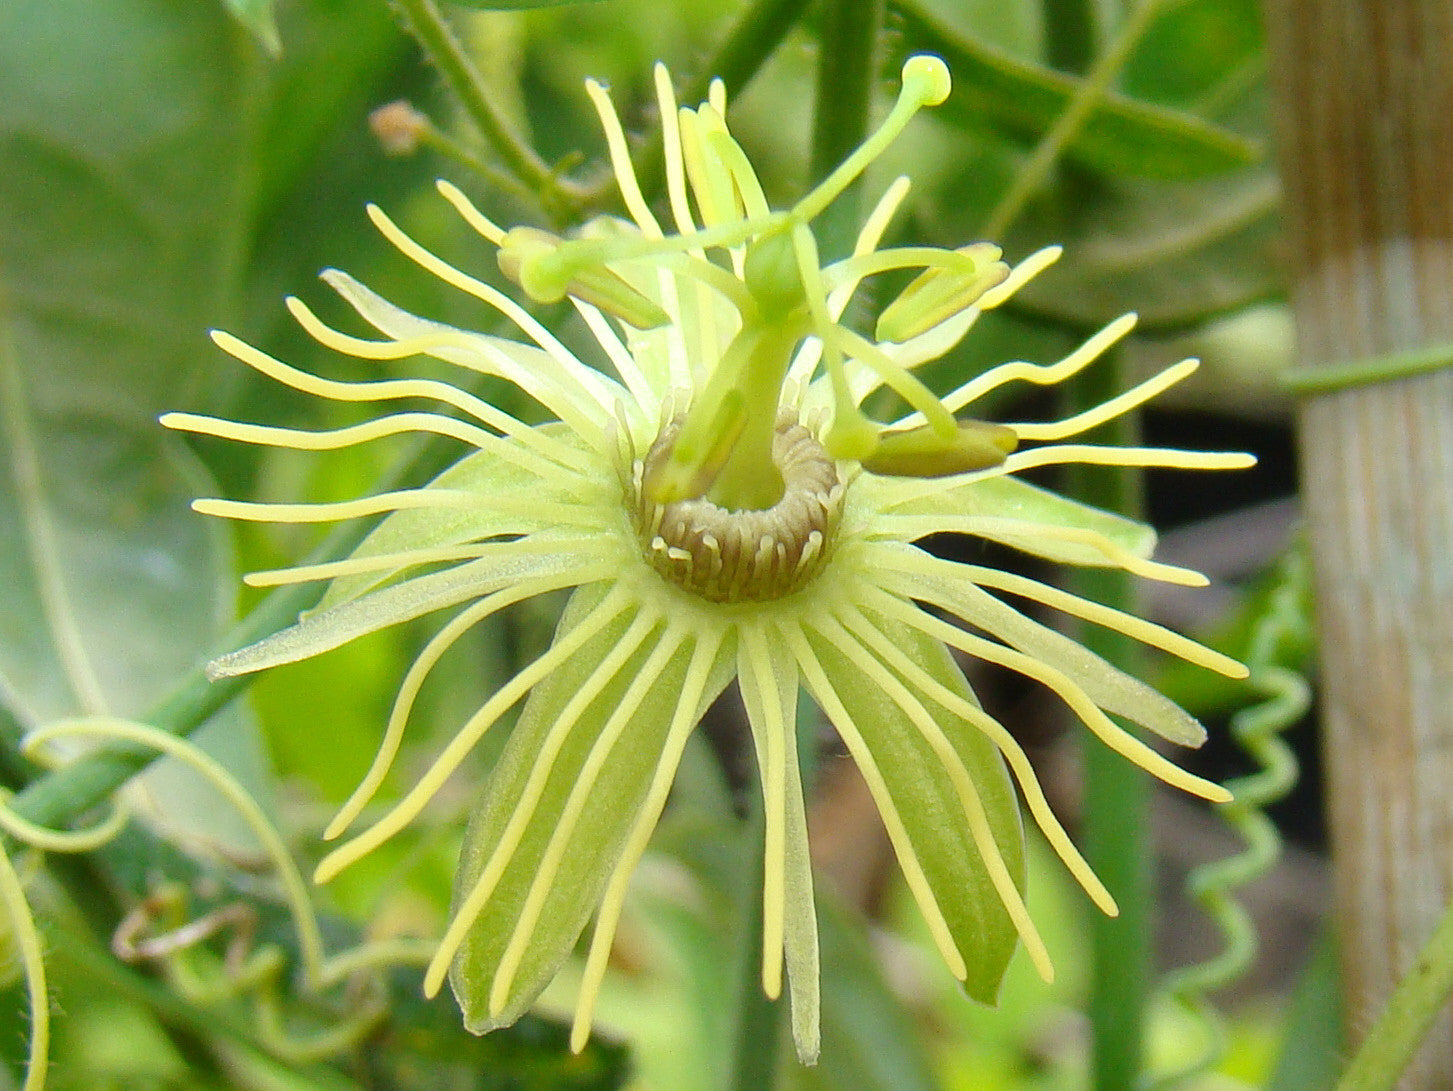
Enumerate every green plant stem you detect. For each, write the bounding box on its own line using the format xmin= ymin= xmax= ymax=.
xmin=1337 ymin=897 xmax=1453 ymax=1091
xmin=389 ymin=0 xmax=582 ymax=222
xmin=1064 ymin=345 xmax=1152 ymax=1091
xmin=981 ymin=0 xmax=1164 ymax=240
xmin=727 ymin=781 xmax=780 ymax=1091
xmin=808 ymin=0 xmax=885 ymax=262
xmin=633 ymin=0 xmax=814 ymax=201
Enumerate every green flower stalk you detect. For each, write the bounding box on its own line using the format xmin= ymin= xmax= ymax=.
xmin=163 ymin=55 xmax=1250 ymax=1063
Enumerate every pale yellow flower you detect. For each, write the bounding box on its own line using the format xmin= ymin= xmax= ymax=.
xmin=163 ymin=55 xmax=1249 ymax=1062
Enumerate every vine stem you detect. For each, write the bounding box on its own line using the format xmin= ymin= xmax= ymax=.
xmin=389 ymin=0 xmax=583 ymax=222
xmin=1337 ymin=898 xmax=1453 ymax=1091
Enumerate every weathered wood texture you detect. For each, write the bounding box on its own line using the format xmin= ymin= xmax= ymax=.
xmin=1263 ymin=2 xmax=1453 ymax=1085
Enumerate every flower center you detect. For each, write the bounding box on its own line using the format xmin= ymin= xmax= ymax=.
xmin=635 ymin=414 xmax=843 ymax=603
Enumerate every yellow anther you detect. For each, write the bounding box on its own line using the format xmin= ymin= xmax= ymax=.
xmin=861 ymin=419 xmax=1017 ymax=478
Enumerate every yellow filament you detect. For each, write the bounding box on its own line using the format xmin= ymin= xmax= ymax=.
xmin=570 ymin=630 xmax=724 ymax=1052
xmin=943 ymin=312 xmax=1138 ymax=414
xmin=243 ymin=534 xmax=602 ymax=588
xmin=866 ymin=589 xmax=1232 ymax=803
xmin=975 ymin=244 xmax=1062 ymax=310
xmin=746 ymin=626 xmax=790 ymax=999
xmin=812 ymin=614 xmax=1055 ymax=981
xmin=191 ymin=489 xmax=477 ymax=524
xmin=160 ymin=410 xmax=497 ymax=454
xmin=837 ymin=604 xmax=1116 ymax=915
xmin=364 ymin=204 xmax=617 ymax=415
xmin=314 ymin=582 xmax=633 ymax=887
xmin=654 ymin=63 xmax=698 ymax=238
xmin=882 ymin=512 xmax=1210 ymax=587
xmin=950 ymin=561 xmax=1248 ymax=678
xmin=1008 ymin=359 xmax=1200 ymax=441
xmin=784 ymin=625 xmax=968 ymax=980
xmin=585 ymin=79 xmax=663 ymax=239
xmin=1004 ymin=445 xmax=1258 ymax=475
xmin=270 ymin=308 xmax=590 ymax=473
xmin=423 ymin=607 xmax=660 ymax=998
xmin=435 ymin=179 xmax=507 ymax=245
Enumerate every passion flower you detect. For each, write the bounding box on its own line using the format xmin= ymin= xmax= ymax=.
xmin=163 ymin=55 xmax=1250 ymax=1063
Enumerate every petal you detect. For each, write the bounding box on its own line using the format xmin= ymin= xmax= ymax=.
xmin=208 ymin=545 xmax=609 ymax=678
xmin=873 ymin=546 xmax=1208 ymax=747
xmin=316 ymin=434 xmax=606 ymax=611
xmin=738 ymin=625 xmax=820 ymax=1063
xmin=862 ymin=472 xmax=1157 ymax=567
xmin=789 ymin=614 xmax=1027 ymax=1003
xmin=446 ymin=585 xmax=735 ymax=1032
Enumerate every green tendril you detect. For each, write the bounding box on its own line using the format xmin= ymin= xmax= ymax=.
xmin=1141 ymin=548 xmax=1312 ymax=1090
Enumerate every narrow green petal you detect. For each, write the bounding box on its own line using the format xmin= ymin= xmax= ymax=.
xmin=208 ymin=547 xmax=608 ymax=679
xmin=876 ymin=547 xmax=1207 ymax=747
xmin=323 ymin=268 xmax=621 ymax=433
xmin=738 ymin=625 xmax=820 ymax=1063
xmin=791 ymin=617 xmax=1025 ymax=1004
xmin=316 ymin=438 xmax=605 ymax=611
xmin=448 ymin=585 xmax=735 ymax=1032
xmin=863 ymin=473 xmax=1157 ymax=566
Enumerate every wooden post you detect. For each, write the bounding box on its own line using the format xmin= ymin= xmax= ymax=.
xmin=1262 ymin=2 xmax=1453 ymax=1084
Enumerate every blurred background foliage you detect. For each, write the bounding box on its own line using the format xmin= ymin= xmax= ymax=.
xmin=0 ymin=0 xmax=1328 ymax=1087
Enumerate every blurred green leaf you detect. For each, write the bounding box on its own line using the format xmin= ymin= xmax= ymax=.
xmin=0 ymin=0 xmax=273 ymax=847
xmin=444 ymin=0 xmax=609 ymax=7
xmin=892 ymin=0 xmax=1263 ymax=179
xmin=1010 ymin=171 xmax=1283 ymax=331
xmin=225 ymin=0 xmax=282 ymax=55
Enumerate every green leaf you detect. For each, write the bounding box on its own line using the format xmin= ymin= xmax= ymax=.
xmin=224 ymin=0 xmax=281 ymax=55
xmin=443 ymin=0 xmax=609 ymax=7
xmin=0 ymin=0 xmax=272 ymax=848
xmin=802 ymin=611 xmax=1024 ymax=1004
xmin=1010 ymin=172 xmax=1282 ymax=330
xmin=892 ymin=0 xmax=1262 ymax=179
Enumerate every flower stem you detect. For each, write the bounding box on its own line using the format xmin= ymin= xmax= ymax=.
xmin=389 ymin=0 xmax=581 ymax=222
xmin=1063 ymin=342 xmax=1152 ymax=1091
